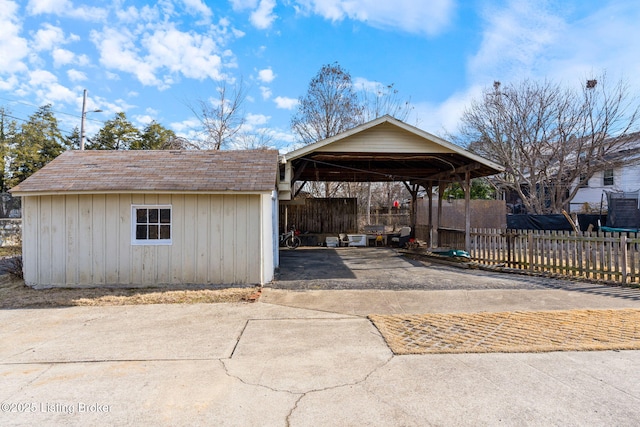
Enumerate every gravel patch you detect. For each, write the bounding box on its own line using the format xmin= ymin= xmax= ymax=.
xmin=370 ymin=309 xmax=640 ymax=354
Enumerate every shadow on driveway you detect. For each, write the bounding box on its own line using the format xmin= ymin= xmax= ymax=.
xmin=273 ymin=247 xmax=640 ymax=301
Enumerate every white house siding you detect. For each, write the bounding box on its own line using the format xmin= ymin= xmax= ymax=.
xmin=22 ymin=193 xmax=269 ymax=288
xmin=570 ymin=162 xmax=640 ymax=212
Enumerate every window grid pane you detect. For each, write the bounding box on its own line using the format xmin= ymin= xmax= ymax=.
xmin=604 ymin=169 xmax=614 ymax=186
xmin=160 ymin=209 xmax=171 ymax=223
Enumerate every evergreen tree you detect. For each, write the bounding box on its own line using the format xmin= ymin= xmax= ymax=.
xmin=88 ymin=112 xmax=141 ymax=150
xmin=7 ymin=105 xmax=66 ymax=188
xmin=0 ymin=108 xmax=18 ymax=192
xmin=135 ymin=121 xmax=180 ymax=150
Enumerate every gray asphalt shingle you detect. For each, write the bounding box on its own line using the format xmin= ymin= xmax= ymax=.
xmin=10 ymin=149 xmax=278 ymax=194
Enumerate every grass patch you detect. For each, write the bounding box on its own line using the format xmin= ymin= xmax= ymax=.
xmin=0 ymin=276 xmax=260 ymax=309
xmin=0 ymin=245 xmax=21 ymax=257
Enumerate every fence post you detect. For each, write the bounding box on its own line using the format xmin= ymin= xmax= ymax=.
xmin=528 ymin=232 xmax=534 ymax=272
xmin=621 ymin=234 xmax=628 ymax=284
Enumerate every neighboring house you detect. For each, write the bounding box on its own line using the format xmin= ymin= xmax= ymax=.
xmin=569 ymin=141 xmax=640 ymax=213
xmin=10 ymin=150 xmax=278 ymax=289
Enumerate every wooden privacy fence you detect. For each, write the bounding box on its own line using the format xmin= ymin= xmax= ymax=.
xmin=280 ymin=198 xmax=358 ymax=233
xmin=469 ymin=229 xmax=640 ymax=285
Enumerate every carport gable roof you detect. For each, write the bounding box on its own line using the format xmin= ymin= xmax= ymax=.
xmin=10 ymin=149 xmax=279 ymax=195
xmin=281 ymin=115 xmax=504 ymax=184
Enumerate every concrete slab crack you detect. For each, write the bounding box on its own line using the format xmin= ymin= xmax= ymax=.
xmin=3 ymin=363 xmax=54 ymax=402
xmin=220 ymin=351 xmax=393 ymax=426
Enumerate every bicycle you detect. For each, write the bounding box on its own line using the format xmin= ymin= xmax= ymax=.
xmin=279 ymin=226 xmax=301 ymax=249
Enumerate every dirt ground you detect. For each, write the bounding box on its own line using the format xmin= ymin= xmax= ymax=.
xmin=0 ymin=269 xmax=259 ymax=309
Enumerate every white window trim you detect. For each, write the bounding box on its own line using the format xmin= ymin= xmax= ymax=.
xmin=603 ymin=169 xmax=614 ymax=186
xmin=131 ymin=205 xmax=172 ymax=246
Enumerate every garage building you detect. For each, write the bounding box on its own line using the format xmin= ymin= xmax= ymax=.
xmin=10 ymin=149 xmax=278 ymax=289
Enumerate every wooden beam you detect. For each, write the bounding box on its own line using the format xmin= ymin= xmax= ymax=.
xmin=293 ymin=181 xmax=308 ymax=198
xmin=424 ymin=162 xmax=484 ymax=182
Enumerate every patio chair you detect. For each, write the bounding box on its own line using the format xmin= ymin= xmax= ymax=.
xmin=390 ymin=227 xmax=411 ymax=247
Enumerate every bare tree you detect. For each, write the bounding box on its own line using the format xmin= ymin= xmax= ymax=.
xmin=235 ymin=128 xmax=274 ymax=150
xmin=290 ymin=63 xmax=415 ymax=205
xmin=291 ymin=62 xmax=363 ymax=145
xmin=190 ymin=79 xmax=248 ymax=150
xmin=458 ymin=75 xmax=639 ymax=214
xmin=359 ymin=82 xmax=413 ymax=122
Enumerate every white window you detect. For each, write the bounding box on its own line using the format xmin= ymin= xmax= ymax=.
xmin=131 ymin=205 xmax=172 ymax=245
xmin=603 ymin=169 xmax=614 ymax=186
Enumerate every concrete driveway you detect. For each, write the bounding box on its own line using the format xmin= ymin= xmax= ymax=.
xmin=274 ymin=247 xmax=598 ymax=290
xmin=268 ymin=247 xmax=640 ymax=315
xmin=2 ymin=250 xmax=640 ymax=426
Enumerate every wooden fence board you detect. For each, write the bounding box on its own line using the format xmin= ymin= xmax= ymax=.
xmin=469 ymin=228 xmax=640 ymax=285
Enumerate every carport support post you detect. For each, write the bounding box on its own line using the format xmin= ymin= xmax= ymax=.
xmin=437 ymin=181 xmax=445 ymax=247
xmin=464 ymin=170 xmax=471 ymax=253
xmin=427 ymin=181 xmax=433 ymax=247
xmin=410 ymin=184 xmax=418 ymax=239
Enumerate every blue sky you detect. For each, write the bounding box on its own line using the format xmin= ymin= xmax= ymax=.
xmin=1 ymin=0 xmax=639 ymax=151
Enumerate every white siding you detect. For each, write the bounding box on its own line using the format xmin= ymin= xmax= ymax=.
xmin=316 ymin=122 xmax=455 ymax=154
xmin=22 ymin=193 xmax=271 ymax=288
xmin=570 ymin=161 xmax=640 ymax=212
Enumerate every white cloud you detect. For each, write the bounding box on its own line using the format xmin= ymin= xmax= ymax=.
xmin=353 ymin=77 xmax=384 ymax=93
xmin=230 ymin=0 xmax=277 ymax=29
xmin=26 ymin=0 xmax=68 ymax=14
xmin=52 ymin=48 xmax=74 ymax=67
xmin=27 ymin=69 xmax=76 ymax=105
xmin=134 ymin=114 xmax=155 ymax=126
xmin=181 ymin=0 xmax=213 ymax=18
xmin=467 ymin=0 xmax=640 ymax=95
xmin=32 ymin=23 xmax=65 ymax=51
xmin=260 ymin=86 xmax=272 ymax=100
xmin=257 ymin=67 xmax=275 ymax=83
xmin=76 ymin=53 xmax=91 ymax=66
xmin=0 ymin=0 xmax=29 ymax=73
xmin=91 ymin=27 xmax=162 ymax=87
xmin=294 ymin=0 xmax=455 ymax=35
xmin=469 ymin=1 xmax=565 ymax=83
xmin=274 ymin=96 xmax=298 ymax=109
xmin=0 ymin=75 xmax=18 ymax=91
xmin=27 ymin=0 xmax=107 ymax=21
xmin=67 ymin=69 xmax=86 ymax=82
xmin=250 ymin=0 xmax=277 ymax=29
xmin=89 ymin=5 xmax=241 ymax=90
xmin=410 ymin=85 xmax=484 ymax=136
xmin=28 ymin=69 xmax=57 ymax=86
xmin=230 ymin=0 xmax=259 ymax=10
xmin=142 ymin=25 xmax=224 ymax=81
xmin=246 ymin=113 xmax=270 ymax=127
xmin=170 ymin=118 xmax=201 ymax=133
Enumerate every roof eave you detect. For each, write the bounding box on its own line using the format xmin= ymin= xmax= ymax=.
xmin=282 ymin=115 xmax=504 ymax=173
xmin=10 ymin=189 xmax=275 ymax=197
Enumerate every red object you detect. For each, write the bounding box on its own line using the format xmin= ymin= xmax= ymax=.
xmin=393 ymin=200 xmax=400 ymax=208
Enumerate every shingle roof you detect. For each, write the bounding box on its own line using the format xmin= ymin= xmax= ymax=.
xmin=10 ymin=149 xmax=278 ymax=194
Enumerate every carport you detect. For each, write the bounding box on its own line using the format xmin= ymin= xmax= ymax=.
xmin=278 ymin=115 xmax=503 ymax=251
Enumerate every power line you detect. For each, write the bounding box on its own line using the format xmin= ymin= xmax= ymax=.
xmin=0 ymin=95 xmax=104 ymax=123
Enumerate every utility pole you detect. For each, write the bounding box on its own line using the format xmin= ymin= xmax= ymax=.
xmin=80 ymin=89 xmax=102 ymax=150
xmin=80 ymin=89 xmax=88 ymax=150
